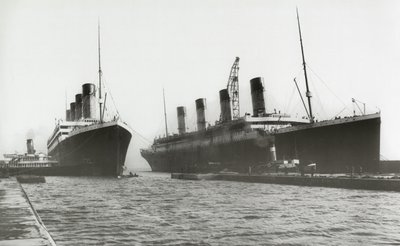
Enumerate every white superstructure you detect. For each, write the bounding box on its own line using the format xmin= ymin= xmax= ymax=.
xmin=47 ymin=119 xmax=98 ymax=153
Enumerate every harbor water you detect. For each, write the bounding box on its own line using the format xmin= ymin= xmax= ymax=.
xmin=22 ymin=172 xmax=400 ymax=245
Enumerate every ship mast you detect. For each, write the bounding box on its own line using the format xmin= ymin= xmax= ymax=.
xmin=98 ymin=22 xmax=103 ymax=123
xmin=296 ymin=8 xmax=314 ymax=123
xmin=163 ymin=88 xmax=169 ymax=137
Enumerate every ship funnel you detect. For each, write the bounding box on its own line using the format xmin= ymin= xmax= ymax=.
xmin=250 ymin=77 xmax=266 ymax=116
xmin=66 ymin=109 xmax=71 ymax=121
xmin=177 ymin=106 xmax=187 ymax=134
xmin=70 ymin=102 xmax=76 ymax=121
xmin=219 ymin=89 xmax=232 ymax=122
xmin=75 ymin=94 xmax=83 ymax=121
xmin=26 ymin=139 xmax=35 ymax=154
xmin=195 ymin=98 xmax=207 ymax=131
xmin=82 ymin=83 xmax=97 ymax=119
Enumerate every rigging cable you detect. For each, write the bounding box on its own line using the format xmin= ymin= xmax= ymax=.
xmin=102 ymin=78 xmax=121 ymax=119
xmin=306 ymin=64 xmax=349 ymax=110
xmin=101 ymin=79 xmax=151 ymax=145
xmin=130 ymin=129 xmax=152 ymax=145
xmin=332 ymin=107 xmax=347 ymax=119
xmin=308 ymin=74 xmax=327 ymax=119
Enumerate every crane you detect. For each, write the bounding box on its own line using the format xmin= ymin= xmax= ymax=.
xmin=227 ymin=57 xmax=240 ymax=120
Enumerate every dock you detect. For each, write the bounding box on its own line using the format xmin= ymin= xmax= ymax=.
xmin=171 ymin=173 xmax=400 ymax=192
xmin=0 ymin=178 xmax=56 ymax=246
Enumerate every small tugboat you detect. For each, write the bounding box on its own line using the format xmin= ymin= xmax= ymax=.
xmin=0 ymin=139 xmax=58 ymax=176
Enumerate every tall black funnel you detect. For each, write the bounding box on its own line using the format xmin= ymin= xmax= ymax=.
xmin=75 ymin=94 xmax=83 ymax=120
xmin=219 ymin=89 xmax=232 ymax=122
xmin=26 ymin=139 xmax=35 ymax=155
xmin=66 ymin=109 xmax=71 ymax=121
xmin=70 ymin=102 xmax=76 ymax=121
xmin=250 ymin=77 xmax=266 ymax=116
xmin=82 ymin=83 xmax=97 ymax=119
xmin=177 ymin=106 xmax=187 ymax=134
xmin=195 ymin=98 xmax=206 ymax=131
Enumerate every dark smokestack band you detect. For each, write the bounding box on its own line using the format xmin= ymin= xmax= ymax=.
xmin=195 ymin=98 xmax=206 ymax=131
xmin=75 ymin=94 xmax=82 ymax=103
xmin=219 ymin=89 xmax=232 ymax=122
xmin=177 ymin=106 xmax=187 ymax=134
xmin=177 ymin=106 xmax=186 ymax=116
xmin=195 ymin=98 xmax=206 ymax=109
xmin=75 ymin=94 xmax=83 ymax=120
xmin=82 ymin=83 xmax=96 ymax=96
xmin=82 ymin=83 xmax=96 ymax=119
xmin=250 ymin=77 xmax=266 ymax=116
xmin=26 ymin=139 xmax=35 ymax=154
xmin=66 ymin=109 xmax=71 ymax=121
xmin=70 ymin=102 xmax=76 ymax=121
xmin=219 ymin=89 xmax=230 ymax=102
xmin=250 ymin=77 xmax=264 ymax=91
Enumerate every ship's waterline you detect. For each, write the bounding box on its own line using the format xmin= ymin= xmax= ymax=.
xmin=22 ymin=172 xmax=400 ymax=245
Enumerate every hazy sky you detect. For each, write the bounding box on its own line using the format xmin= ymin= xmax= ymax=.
xmin=1 ymin=0 xmax=399 ymax=170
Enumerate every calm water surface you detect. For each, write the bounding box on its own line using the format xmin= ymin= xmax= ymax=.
xmin=23 ymin=172 xmax=400 ymax=245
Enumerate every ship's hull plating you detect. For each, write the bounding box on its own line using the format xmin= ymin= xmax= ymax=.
xmin=275 ymin=115 xmax=381 ymax=173
xmin=142 ymin=137 xmax=273 ymax=173
xmin=47 ymin=122 xmax=132 ymax=176
xmin=141 ymin=114 xmax=380 ymax=173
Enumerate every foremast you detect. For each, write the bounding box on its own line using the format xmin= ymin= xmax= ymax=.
xmin=296 ymin=8 xmax=314 ymax=123
xmin=98 ymin=22 xmax=104 ymax=123
xmin=163 ymin=88 xmax=169 ymax=137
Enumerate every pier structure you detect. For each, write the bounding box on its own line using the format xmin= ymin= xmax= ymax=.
xmin=0 ymin=178 xmax=56 ymax=246
xmin=171 ymin=173 xmax=400 ymax=192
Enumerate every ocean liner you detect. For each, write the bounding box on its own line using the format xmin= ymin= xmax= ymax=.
xmin=47 ymin=26 xmax=132 ymax=176
xmin=140 ymin=11 xmax=381 ymax=173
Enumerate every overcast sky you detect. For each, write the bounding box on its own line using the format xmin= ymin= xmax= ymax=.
xmin=1 ymin=0 xmax=399 ymax=170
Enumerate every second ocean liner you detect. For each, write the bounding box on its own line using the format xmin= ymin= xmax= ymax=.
xmin=140 ymin=12 xmax=380 ymax=174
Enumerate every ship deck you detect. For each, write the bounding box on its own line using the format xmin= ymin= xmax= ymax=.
xmin=275 ymin=113 xmax=380 ymax=134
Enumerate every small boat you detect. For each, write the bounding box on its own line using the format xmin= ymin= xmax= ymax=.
xmin=118 ymin=172 xmax=139 ymax=178
xmin=128 ymin=172 xmax=139 ymax=178
xmin=16 ymin=175 xmax=46 ymax=183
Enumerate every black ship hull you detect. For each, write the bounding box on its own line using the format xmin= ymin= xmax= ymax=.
xmin=141 ymin=114 xmax=380 ymax=173
xmin=275 ymin=114 xmax=381 ymax=173
xmin=142 ymin=137 xmax=273 ymax=173
xmin=47 ymin=122 xmax=132 ymax=176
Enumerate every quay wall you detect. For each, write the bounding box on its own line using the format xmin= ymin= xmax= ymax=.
xmin=171 ymin=173 xmax=400 ymax=192
xmin=0 ymin=177 xmax=56 ymax=245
